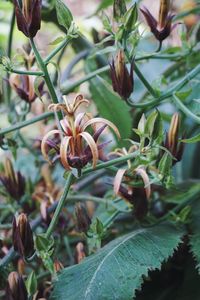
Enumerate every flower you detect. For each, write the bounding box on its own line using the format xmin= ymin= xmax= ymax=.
xmin=9 ymin=73 xmax=44 ymax=103
xmin=110 ymin=49 xmax=134 ymax=99
xmin=12 ymin=213 xmax=34 ymax=258
xmin=6 ymin=271 xmax=28 ymax=300
xmin=13 ymin=0 xmax=42 ymax=38
xmin=140 ymin=0 xmax=177 ymax=50
xmin=0 ymin=158 xmax=25 ymax=200
xmin=41 ymin=94 xmax=120 ymax=172
xmin=164 ymin=112 xmax=184 ymax=164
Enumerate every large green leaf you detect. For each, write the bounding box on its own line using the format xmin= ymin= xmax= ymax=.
xmin=52 ymin=223 xmax=183 ymax=300
xmin=88 ymin=76 xmax=132 ymax=142
xmin=190 ymin=199 xmax=200 ymax=273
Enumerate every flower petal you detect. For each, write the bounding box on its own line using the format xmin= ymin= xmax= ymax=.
xmin=135 ymin=167 xmax=151 ymax=200
xmin=41 ymin=130 xmax=60 ymax=164
xmin=82 ymin=118 xmax=120 ymax=139
xmin=60 ymin=136 xmax=72 ymax=170
xmin=79 ymin=132 xmax=98 ymax=168
xmin=114 ymin=168 xmax=127 ymax=195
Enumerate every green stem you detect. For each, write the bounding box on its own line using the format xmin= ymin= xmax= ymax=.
xmin=0 ymin=111 xmax=53 ymax=136
xmin=134 ymin=63 xmax=158 ymax=97
xmin=30 ymin=38 xmax=62 ymax=120
xmin=10 ymin=69 xmax=43 ymax=76
xmin=44 ymin=37 xmax=72 ymax=64
xmin=46 ymin=173 xmax=74 ymax=238
xmin=83 ymin=151 xmax=139 ymax=175
xmin=173 ymin=93 xmax=200 ymax=124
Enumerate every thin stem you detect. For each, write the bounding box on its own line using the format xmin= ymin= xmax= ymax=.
xmin=9 ymin=68 xmax=44 ymax=76
xmin=30 ymin=38 xmax=62 ymax=120
xmin=44 ymin=37 xmax=72 ymax=64
xmin=173 ymin=93 xmax=200 ymax=124
xmin=83 ymin=151 xmax=139 ymax=175
xmin=134 ymin=62 xmax=158 ymax=97
xmin=46 ymin=173 xmax=74 ymax=239
xmin=0 ymin=111 xmax=53 ymax=136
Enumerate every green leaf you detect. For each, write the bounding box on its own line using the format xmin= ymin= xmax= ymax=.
xmin=55 ymin=0 xmax=73 ymax=30
xmin=87 ymin=75 xmax=132 ymax=142
xmin=113 ymin=0 xmax=127 ymax=21
xmin=95 ymin=0 xmax=113 ymax=14
xmin=189 ymin=199 xmax=200 ymax=273
xmin=52 ymin=223 xmax=183 ymax=300
xmin=124 ymin=3 xmax=138 ymax=32
xmin=26 ymin=271 xmax=37 ymax=296
xmin=182 ymin=133 xmax=200 ymax=143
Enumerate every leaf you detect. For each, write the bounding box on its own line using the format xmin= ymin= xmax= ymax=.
xmin=26 ymin=271 xmax=37 ymax=296
xmin=182 ymin=133 xmax=200 ymax=143
xmin=52 ymin=223 xmax=183 ymax=300
xmin=87 ymin=75 xmax=132 ymax=142
xmin=49 ymin=36 xmax=65 ymax=45
xmin=55 ymin=0 xmax=73 ymax=30
xmin=95 ymin=0 xmax=114 ymax=14
xmin=189 ymin=199 xmax=200 ymax=273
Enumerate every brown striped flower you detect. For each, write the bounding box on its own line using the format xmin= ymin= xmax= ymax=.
xmin=0 ymin=158 xmax=25 ymax=200
xmin=9 ymin=73 xmax=44 ymax=103
xmin=140 ymin=0 xmax=177 ymax=50
xmin=13 ymin=0 xmax=42 ymax=38
xmin=164 ymin=112 xmax=184 ymax=164
xmin=110 ymin=49 xmax=134 ymax=99
xmin=41 ymin=94 xmax=120 ymax=172
xmin=6 ymin=272 xmax=28 ymax=300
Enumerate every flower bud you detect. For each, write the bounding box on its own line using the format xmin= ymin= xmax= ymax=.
xmin=6 ymin=271 xmax=28 ymax=300
xmin=54 ymin=259 xmax=64 ymax=273
xmin=13 ymin=0 xmax=42 ymax=38
xmin=75 ymin=202 xmax=91 ymax=233
xmin=75 ymin=242 xmax=86 ymax=264
xmin=12 ymin=213 xmax=34 ymax=258
xmin=113 ymin=0 xmax=127 ymax=21
xmin=110 ymin=49 xmax=134 ymax=99
xmin=0 ymin=158 xmax=25 ymax=200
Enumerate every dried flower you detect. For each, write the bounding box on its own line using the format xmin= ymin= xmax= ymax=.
xmin=110 ymin=49 xmax=134 ymax=99
xmin=13 ymin=0 xmax=42 ymax=38
xmin=54 ymin=259 xmax=64 ymax=273
xmin=0 ymin=158 xmax=25 ymax=200
xmin=164 ymin=113 xmax=184 ymax=164
xmin=75 ymin=242 xmax=86 ymax=264
xmin=75 ymin=202 xmax=91 ymax=233
xmin=140 ymin=0 xmax=177 ymax=50
xmin=6 ymin=271 xmax=28 ymax=300
xmin=9 ymin=73 xmax=44 ymax=103
xmin=12 ymin=213 xmax=34 ymax=258
xmin=41 ymin=94 xmax=120 ymax=172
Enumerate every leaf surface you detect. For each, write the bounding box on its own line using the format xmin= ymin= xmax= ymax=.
xmin=52 ymin=223 xmax=183 ymax=300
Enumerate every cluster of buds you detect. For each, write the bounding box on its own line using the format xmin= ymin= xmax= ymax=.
xmin=164 ymin=112 xmax=184 ymax=164
xmin=140 ymin=0 xmax=177 ymax=50
xmin=0 ymin=158 xmax=25 ymax=200
xmin=6 ymin=271 xmax=28 ymax=300
xmin=13 ymin=0 xmax=42 ymax=38
xmin=12 ymin=213 xmax=34 ymax=259
xmin=41 ymin=94 xmax=120 ymax=173
xmin=75 ymin=202 xmax=91 ymax=233
xmin=110 ymin=49 xmax=134 ymax=100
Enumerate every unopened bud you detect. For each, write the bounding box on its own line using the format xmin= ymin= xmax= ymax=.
xmin=113 ymin=0 xmax=127 ymax=21
xmin=75 ymin=242 xmax=86 ymax=264
xmin=168 ymin=113 xmax=180 ymax=155
xmin=110 ymin=50 xmax=134 ymax=99
xmin=12 ymin=213 xmax=34 ymax=258
xmin=54 ymin=259 xmax=64 ymax=273
xmin=75 ymin=202 xmax=91 ymax=233
xmin=6 ymin=271 xmax=28 ymax=300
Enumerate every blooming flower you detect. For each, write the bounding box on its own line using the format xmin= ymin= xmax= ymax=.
xmin=41 ymin=94 xmax=120 ymax=172
xmin=13 ymin=0 xmax=42 ymax=38
xmin=110 ymin=49 xmax=134 ymax=99
xmin=140 ymin=0 xmax=177 ymax=50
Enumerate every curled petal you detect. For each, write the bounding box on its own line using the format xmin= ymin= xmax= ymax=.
xmin=74 ymin=113 xmax=86 ymax=129
xmin=135 ymin=167 xmax=151 ymax=200
xmin=113 ymin=168 xmax=127 ymax=195
xmin=60 ymin=118 xmax=71 ymax=135
xmin=82 ymin=118 xmax=120 ymax=139
xmin=79 ymin=132 xmax=98 ymax=168
xmin=60 ymin=136 xmax=72 ymax=170
xmin=41 ymin=130 xmax=60 ymax=164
